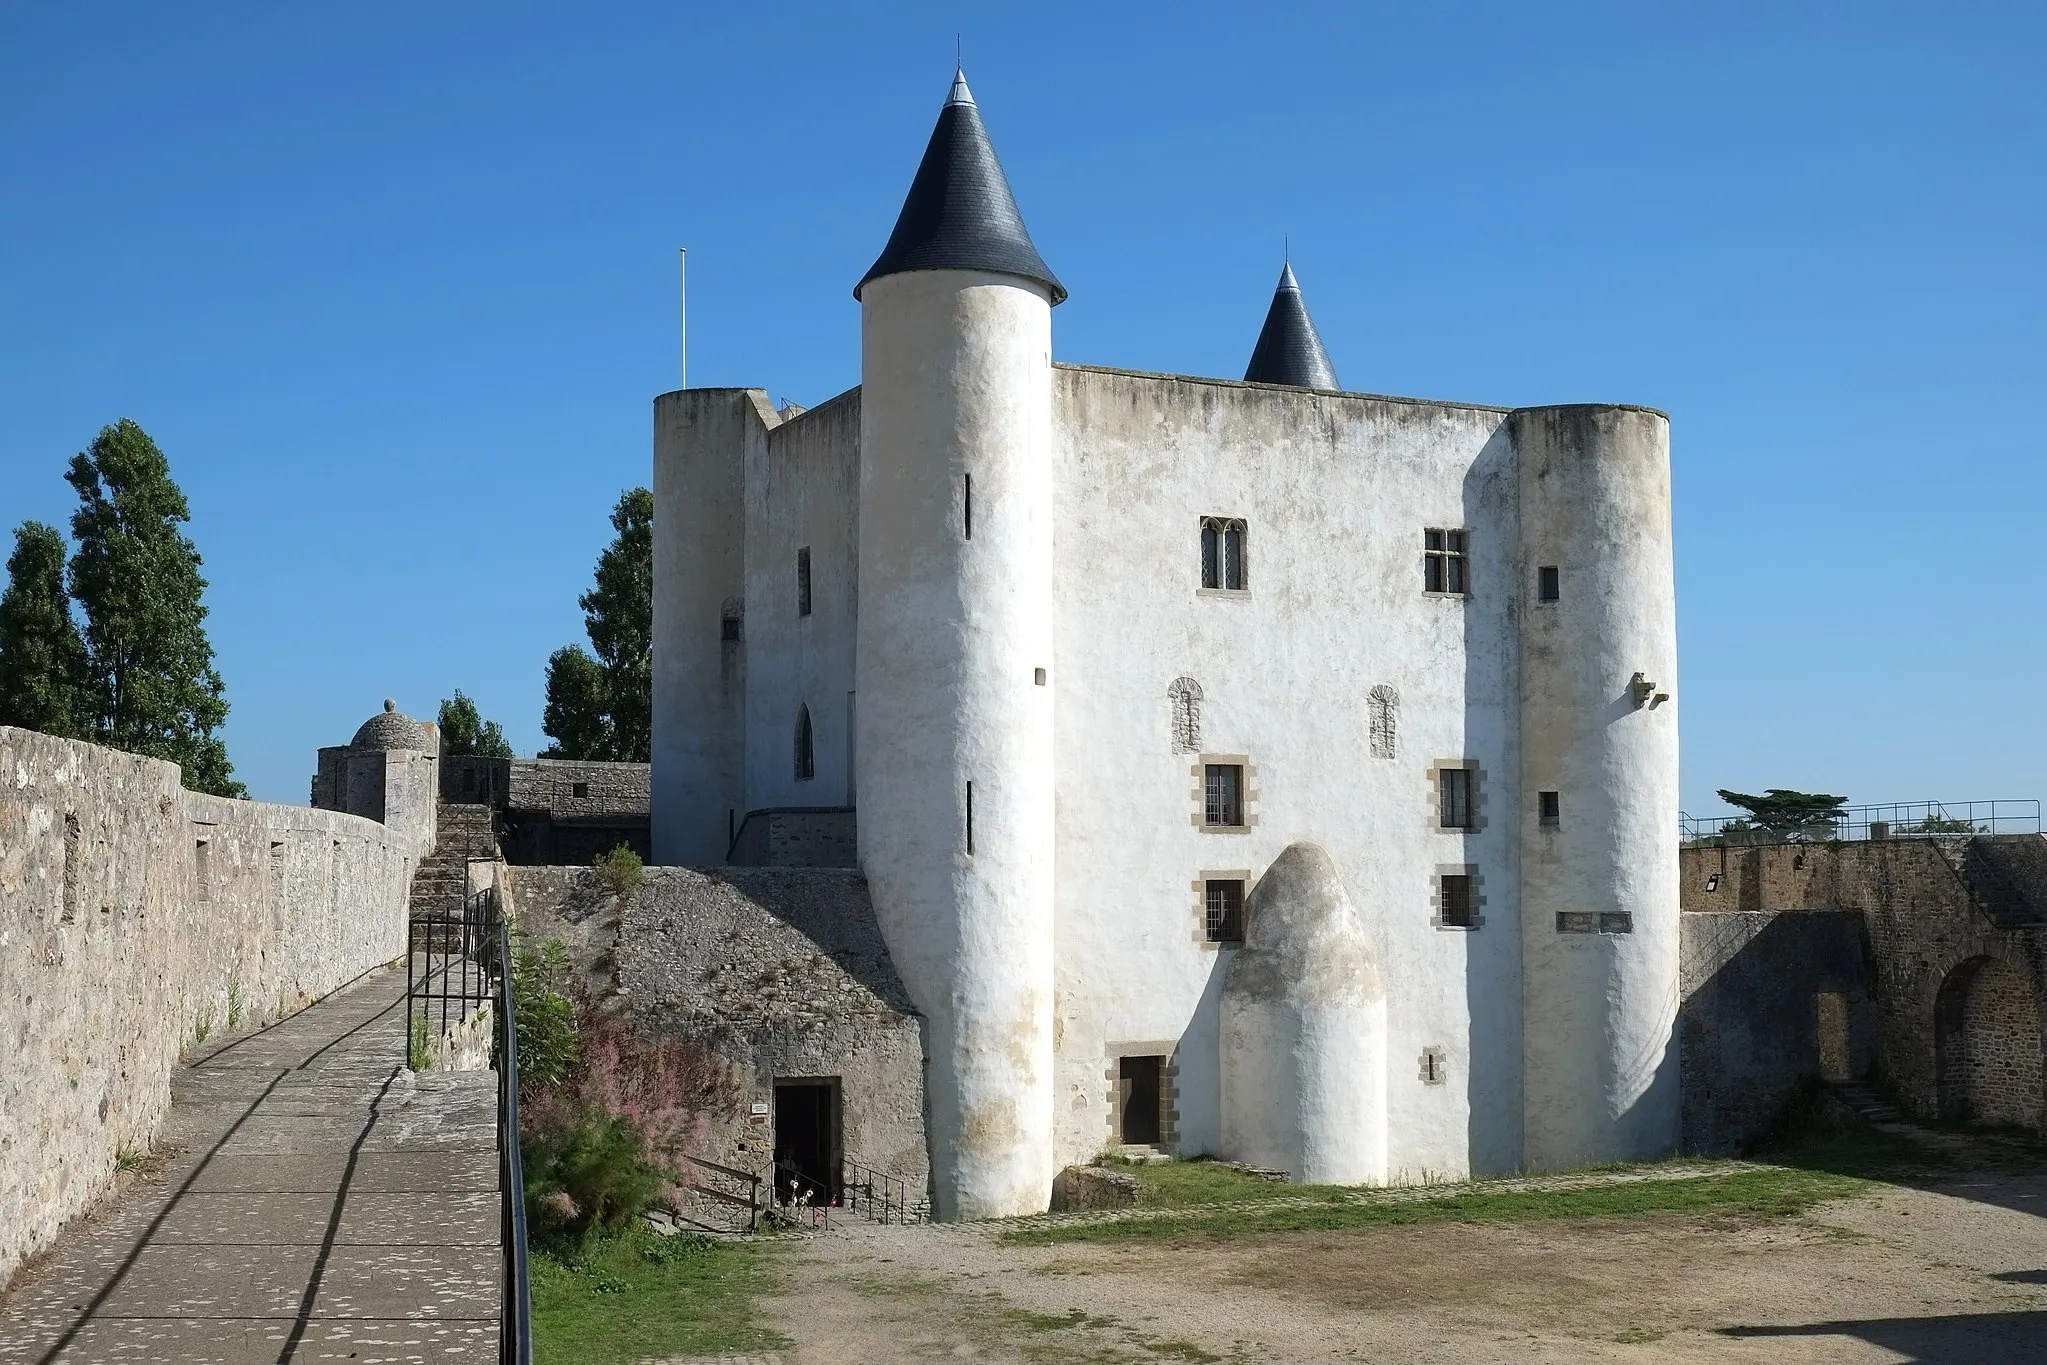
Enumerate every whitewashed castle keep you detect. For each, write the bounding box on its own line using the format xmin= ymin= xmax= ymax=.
xmin=651 ymin=72 xmax=1680 ymax=1219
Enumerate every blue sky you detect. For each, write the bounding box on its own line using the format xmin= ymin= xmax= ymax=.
xmin=2 ymin=3 xmax=2041 ymax=815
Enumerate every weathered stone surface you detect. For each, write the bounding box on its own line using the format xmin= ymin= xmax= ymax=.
xmin=0 ymin=968 xmax=501 ymax=1361
xmin=1049 ymin=1165 xmax=1140 ymax=1211
xmin=0 ymin=727 xmax=417 ymax=1288
xmin=503 ymin=864 xmax=930 ymax=1198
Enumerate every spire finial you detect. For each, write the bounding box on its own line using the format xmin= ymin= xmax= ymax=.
xmin=1245 ymin=256 xmax=1338 ymax=389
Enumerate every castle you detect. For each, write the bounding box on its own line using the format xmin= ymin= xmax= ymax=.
xmin=650 ymin=71 xmax=1681 ymax=1219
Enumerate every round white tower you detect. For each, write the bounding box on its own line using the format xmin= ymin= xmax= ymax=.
xmin=853 ymin=71 xmax=1063 ymax=1220
xmin=1220 ymin=843 xmax=1387 ymax=1185
xmin=1514 ymin=404 xmax=1681 ymax=1171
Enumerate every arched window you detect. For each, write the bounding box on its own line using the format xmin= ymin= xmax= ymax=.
xmin=1167 ymin=677 xmax=1204 ymax=754
xmin=1200 ymin=517 xmax=1247 ymax=591
xmin=794 ymin=705 xmax=814 ymax=782
xmin=1368 ymin=684 xmax=1398 ymax=760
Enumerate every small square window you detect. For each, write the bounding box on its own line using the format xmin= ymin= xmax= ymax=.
xmin=1538 ymin=565 xmax=1560 ymax=602
xmin=797 ymin=547 xmax=812 ymax=617
xmin=571 ymin=782 xmax=589 ymax=800
xmin=1204 ymin=764 xmax=1243 ymax=827
xmin=1205 ymin=879 xmax=1245 ymax=943
xmin=721 ymin=616 xmax=742 ymax=642
xmin=1539 ymin=790 xmax=1560 ymax=825
xmin=1439 ymin=767 xmax=1474 ymax=829
xmin=1439 ymin=873 xmax=1475 ymax=927
xmin=1200 ymin=518 xmax=1247 ymax=591
xmin=1425 ymin=528 xmax=1469 ymax=595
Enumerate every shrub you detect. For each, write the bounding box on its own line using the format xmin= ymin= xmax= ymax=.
xmin=513 ymin=937 xmax=580 ymax=1090
xmin=595 ymin=844 xmax=644 ymax=901
xmin=517 ymin=968 xmax=743 ymax=1249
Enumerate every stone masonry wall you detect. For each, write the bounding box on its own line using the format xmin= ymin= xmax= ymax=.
xmin=506 ymin=760 xmax=650 ymax=822
xmin=0 ymin=727 xmax=416 ymax=1288
xmin=501 ymin=865 xmax=928 ymax=1194
xmin=1948 ymin=957 xmax=2043 ymax=1126
xmin=1680 ymin=837 xmax=2047 ymax=1129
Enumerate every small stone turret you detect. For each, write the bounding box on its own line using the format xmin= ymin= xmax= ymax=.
xmin=1220 ymin=842 xmax=1387 ymax=1185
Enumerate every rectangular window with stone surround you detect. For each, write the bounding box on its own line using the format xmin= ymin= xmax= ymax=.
xmin=1425 ymin=528 xmax=1469 ymax=595
xmin=1439 ymin=766 xmax=1473 ymax=829
xmin=1205 ymin=878 xmax=1245 ymax=943
xmin=1433 ymin=865 xmax=1485 ymax=929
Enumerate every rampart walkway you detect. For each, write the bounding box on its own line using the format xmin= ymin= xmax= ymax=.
xmin=0 ymin=966 xmax=502 ymax=1364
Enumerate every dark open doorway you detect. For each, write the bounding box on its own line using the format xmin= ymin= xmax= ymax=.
xmin=1119 ymin=1055 xmax=1163 ymax=1146
xmin=773 ymin=1078 xmax=840 ymax=1206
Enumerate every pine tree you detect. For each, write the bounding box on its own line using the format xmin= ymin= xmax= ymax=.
xmin=439 ymin=690 xmax=515 ymax=758
xmin=0 ymin=521 xmax=88 ymax=737
xmin=66 ymin=419 xmax=245 ymax=797
xmin=541 ymin=488 xmax=653 ymax=761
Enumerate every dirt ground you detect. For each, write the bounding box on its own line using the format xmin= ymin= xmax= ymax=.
xmin=737 ymin=1164 xmax=2047 ymax=1365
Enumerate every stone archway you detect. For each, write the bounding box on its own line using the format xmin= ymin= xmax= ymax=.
xmin=1934 ymin=955 xmax=2044 ymax=1127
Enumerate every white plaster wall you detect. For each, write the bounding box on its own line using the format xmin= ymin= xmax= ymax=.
xmin=653 ymin=389 xmax=774 ymax=863
xmin=1219 ymin=842 xmax=1388 ymax=1184
xmin=743 ymin=389 xmax=861 ymax=813
xmin=1514 ymin=405 xmax=1681 ymax=1169
xmin=1049 ymin=366 xmax=1523 ymax=1181
xmin=856 ymin=269 xmax=1057 ymax=1219
xmin=0 ymin=728 xmax=414 ymax=1288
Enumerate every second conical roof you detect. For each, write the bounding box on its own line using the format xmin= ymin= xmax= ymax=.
xmin=1244 ymin=262 xmax=1339 ymax=390
xmin=855 ymin=71 xmax=1066 ymax=304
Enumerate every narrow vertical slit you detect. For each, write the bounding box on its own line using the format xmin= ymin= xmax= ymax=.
xmin=965 ymin=781 xmax=974 ymax=855
xmin=964 ymin=473 xmax=973 ymax=540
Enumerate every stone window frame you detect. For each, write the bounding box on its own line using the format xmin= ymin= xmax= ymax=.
xmin=1423 ymin=527 xmax=1471 ymax=598
xmin=1198 ymin=516 xmax=1249 ymax=595
xmin=1431 ymin=863 xmax=1486 ymax=930
xmin=1103 ymin=1041 xmax=1180 ymax=1152
xmin=1427 ymin=758 xmax=1487 ymax=833
xmin=1191 ymin=754 xmax=1259 ymax=833
xmin=1190 ymin=870 xmax=1252 ymax=950
xmin=1556 ymin=910 xmax=1634 ymax=935
xmin=1419 ymin=1046 xmax=1449 ymax=1085
xmin=1368 ymin=684 xmax=1398 ymax=760
xmin=1167 ymin=677 xmax=1204 ymax=754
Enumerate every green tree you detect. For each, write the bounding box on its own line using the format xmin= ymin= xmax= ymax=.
xmin=0 ymin=521 xmax=88 ymax=737
xmin=439 ymin=689 xmax=515 ymax=758
xmin=66 ymin=420 xmax=244 ymax=797
xmin=1715 ymin=788 xmax=1849 ymax=842
xmin=540 ymin=645 xmax=610 ymax=760
xmin=542 ymin=487 xmax=652 ymax=761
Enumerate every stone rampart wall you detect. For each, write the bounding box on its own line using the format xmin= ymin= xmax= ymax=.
xmin=0 ymin=727 xmax=416 ymax=1287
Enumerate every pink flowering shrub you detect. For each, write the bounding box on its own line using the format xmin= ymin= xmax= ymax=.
xmin=517 ymin=943 xmax=741 ymax=1246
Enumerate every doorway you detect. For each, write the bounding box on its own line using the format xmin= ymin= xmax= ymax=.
xmin=1119 ymin=1055 xmax=1164 ymax=1146
xmin=773 ymin=1079 xmax=840 ymax=1206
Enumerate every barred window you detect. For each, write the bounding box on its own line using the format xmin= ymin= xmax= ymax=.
xmin=1439 ymin=766 xmax=1474 ymax=829
xmin=1425 ymin=528 xmax=1469 ymax=595
xmin=1439 ymin=873 xmax=1474 ymax=928
xmin=1201 ymin=517 xmax=1247 ymax=591
xmin=1205 ymin=879 xmax=1245 ymax=943
xmin=1204 ymin=764 xmax=1243 ymax=827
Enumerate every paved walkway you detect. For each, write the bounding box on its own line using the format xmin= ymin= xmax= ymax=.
xmin=0 ymin=966 xmax=502 ymax=1364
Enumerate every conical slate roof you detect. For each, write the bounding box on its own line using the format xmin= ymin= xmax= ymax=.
xmin=1244 ymin=262 xmax=1340 ymax=390
xmin=855 ymin=70 xmax=1065 ymax=304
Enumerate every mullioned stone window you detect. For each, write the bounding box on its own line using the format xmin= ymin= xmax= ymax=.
xmin=1199 ymin=517 xmax=1247 ymax=592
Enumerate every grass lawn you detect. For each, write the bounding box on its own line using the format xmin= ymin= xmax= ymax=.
xmin=1006 ymin=1162 xmax=1869 ymax=1246
xmin=529 ymin=1225 xmax=787 ymax=1364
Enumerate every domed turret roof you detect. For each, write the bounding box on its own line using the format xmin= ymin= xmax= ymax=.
xmin=1244 ymin=262 xmax=1340 ymax=391
xmin=350 ymin=699 xmax=435 ymax=753
xmin=855 ymin=69 xmax=1065 ymax=304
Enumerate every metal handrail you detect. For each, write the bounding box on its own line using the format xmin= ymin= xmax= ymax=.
xmin=492 ymin=906 xmax=533 ymax=1365
xmin=841 ymin=1154 xmax=916 ymax=1225
xmin=1681 ymin=798 xmax=2041 ymax=845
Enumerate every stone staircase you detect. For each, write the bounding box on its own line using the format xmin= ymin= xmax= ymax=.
xmin=1831 ymin=1081 xmax=1907 ymax=1127
xmin=408 ymin=802 xmax=499 ymax=916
